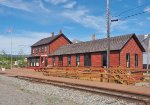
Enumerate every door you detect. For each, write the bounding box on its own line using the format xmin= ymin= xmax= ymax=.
xmin=102 ymin=52 xmax=107 ymax=67
xmin=58 ymin=56 xmax=63 ymax=66
xmin=84 ymin=53 xmax=91 ymax=66
xmin=45 ymin=57 xmax=48 ymax=67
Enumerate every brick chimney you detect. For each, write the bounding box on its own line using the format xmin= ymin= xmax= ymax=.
xmin=59 ymin=29 xmax=62 ymax=35
xmin=51 ymin=32 xmax=54 ymax=37
xmin=92 ymin=34 xmax=96 ymax=40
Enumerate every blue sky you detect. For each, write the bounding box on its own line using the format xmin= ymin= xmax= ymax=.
xmin=0 ymin=0 xmax=150 ymax=54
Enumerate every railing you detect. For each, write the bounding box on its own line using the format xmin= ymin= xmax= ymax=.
xmin=42 ymin=67 xmax=150 ymax=86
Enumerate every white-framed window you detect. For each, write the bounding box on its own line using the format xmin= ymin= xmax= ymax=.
xmin=45 ymin=46 xmax=47 ymax=52
xmin=126 ymin=53 xmax=130 ymax=68
xmin=135 ymin=54 xmax=138 ymax=67
xmin=32 ymin=48 xmax=34 ymax=54
xmin=76 ymin=54 xmax=80 ymax=66
xmin=36 ymin=58 xmax=39 ymax=66
xmin=68 ymin=55 xmax=71 ymax=66
xmin=52 ymin=56 xmax=55 ymax=66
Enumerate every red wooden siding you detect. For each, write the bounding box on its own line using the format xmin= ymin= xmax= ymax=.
xmin=91 ymin=53 xmax=101 ymax=67
xmin=55 ymin=56 xmax=58 ymax=66
xmin=48 ymin=57 xmax=52 ymax=66
xmin=63 ymin=55 xmax=67 ymax=66
xmin=49 ymin=36 xmax=70 ymax=54
xmin=32 ymin=45 xmax=49 ymax=56
xmin=80 ymin=54 xmax=84 ymax=66
xmin=72 ymin=55 xmax=76 ymax=66
xmin=110 ymin=51 xmax=119 ymax=67
xmin=53 ymin=52 xmax=119 ymax=67
xmin=120 ymin=37 xmax=143 ymax=68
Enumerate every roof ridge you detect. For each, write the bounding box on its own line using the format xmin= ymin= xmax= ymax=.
xmin=31 ymin=34 xmax=61 ymax=47
xmin=52 ymin=33 xmax=136 ymax=55
xmin=67 ymin=33 xmax=135 ymax=46
xmin=41 ymin=34 xmax=60 ymax=40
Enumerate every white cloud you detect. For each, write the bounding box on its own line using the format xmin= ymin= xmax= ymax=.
xmin=0 ymin=0 xmax=50 ymax=13
xmin=63 ymin=1 xmax=76 ymax=9
xmin=39 ymin=1 xmax=50 ymax=13
xmin=0 ymin=0 xmax=31 ymax=12
xmin=62 ymin=8 xmax=129 ymax=35
xmin=45 ymin=0 xmax=68 ymax=5
xmin=62 ymin=9 xmax=102 ymax=34
xmin=62 ymin=9 xmax=102 ymax=31
xmin=0 ymin=31 xmax=51 ymax=54
xmin=144 ymin=7 xmax=150 ymax=12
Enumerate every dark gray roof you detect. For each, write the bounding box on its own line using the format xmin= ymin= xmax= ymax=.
xmin=52 ymin=33 xmax=141 ymax=55
xmin=137 ymin=34 xmax=150 ymax=52
xmin=31 ymin=35 xmax=60 ymax=47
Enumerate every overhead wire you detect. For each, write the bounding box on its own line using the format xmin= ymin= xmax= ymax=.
xmin=113 ymin=2 xmax=150 ymax=18
xmin=117 ymin=9 xmax=150 ymax=21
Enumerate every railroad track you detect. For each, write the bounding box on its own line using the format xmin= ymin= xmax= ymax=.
xmin=0 ymin=73 xmax=150 ymax=105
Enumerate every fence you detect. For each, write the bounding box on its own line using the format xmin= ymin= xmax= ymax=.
xmin=42 ymin=67 xmax=150 ymax=85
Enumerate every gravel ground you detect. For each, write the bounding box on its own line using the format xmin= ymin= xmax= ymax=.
xmin=0 ymin=75 xmax=141 ymax=105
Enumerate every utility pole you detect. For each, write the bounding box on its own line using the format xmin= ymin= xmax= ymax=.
xmin=106 ymin=0 xmax=110 ymax=82
xmin=147 ymin=37 xmax=150 ymax=69
xmin=11 ymin=34 xmax=12 ymax=70
xmin=8 ymin=27 xmax=13 ymax=70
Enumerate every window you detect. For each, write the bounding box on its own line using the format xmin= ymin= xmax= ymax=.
xmin=67 ymin=55 xmax=71 ymax=66
xmin=31 ymin=59 xmax=34 ymax=67
xmin=39 ymin=47 xmax=41 ymax=52
xmin=76 ymin=54 xmax=80 ymax=66
xmin=126 ymin=53 xmax=130 ymax=68
xmin=45 ymin=46 xmax=47 ymax=52
xmin=41 ymin=46 xmax=44 ymax=53
xmin=36 ymin=48 xmax=38 ymax=54
xmin=35 ymin=58 xmax=39 ymax=66
xmin=58 ymin=56 xmax=63 ymax=66
xmin=41 ymin=57 xmax=43 ymax=62
xmin=45 ymin=58 xmax=48 ymax=66
xmin=32 ymin=48 xmax=34 ymax=54
xmin=58 ymin=56 xmax=63 ymax=61
xmin=38 ymin=48 xmax=40 ymax=53
xmin=102 ymin=52 xmax=107 ymax=67
xmin=135 ymin=54 xmax=138 ymax=67
xmin=52 ymin=56 xmax=55 ymax=66
xmin=84 ymin=53 xmax=91 ymax=66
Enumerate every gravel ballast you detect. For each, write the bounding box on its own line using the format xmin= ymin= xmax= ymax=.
xmin=0 ymin=75 xmax=140 ymax=105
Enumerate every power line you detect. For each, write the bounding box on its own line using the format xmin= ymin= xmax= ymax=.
xmin=113 ymin=2 xmax=150 ymax=18
xmin=119 ymin=9 xmax=150 ymax=20
xmin=111 ymin=9 xmax=150 ymax=22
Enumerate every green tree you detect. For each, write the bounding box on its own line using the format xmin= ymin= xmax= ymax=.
xmin=0 ymin=50 xmax=7 ymax=61
xmin=0 ymin=50 xmax=10 ymax=69
xmin=18 ymin=49 xmax=26 ymax=68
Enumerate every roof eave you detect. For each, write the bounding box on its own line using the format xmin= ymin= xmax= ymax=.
xmin=31 ymin=33 xmax=72 ymax=47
